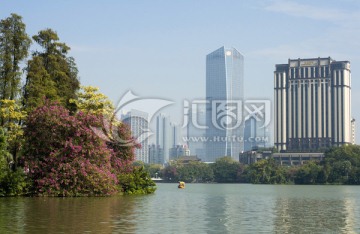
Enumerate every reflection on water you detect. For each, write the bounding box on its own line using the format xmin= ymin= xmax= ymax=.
xmin=273 ymin=186 xmax=360 ymax=233
xmin=0 ymin=184 xmax=360 ymax=233
xmin=0 ymin=196 xmax=137 ymax=233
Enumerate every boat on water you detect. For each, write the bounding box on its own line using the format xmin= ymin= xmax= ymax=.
xmin=178 ymin=181 xmax=185 ymax=189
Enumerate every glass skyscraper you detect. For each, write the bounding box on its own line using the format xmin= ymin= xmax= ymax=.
xmin=205 ymin=46 xmax=244 ymax=162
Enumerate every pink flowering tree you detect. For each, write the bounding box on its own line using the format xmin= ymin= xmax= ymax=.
xmin=22 ymin=102 xmax=118 ymax=196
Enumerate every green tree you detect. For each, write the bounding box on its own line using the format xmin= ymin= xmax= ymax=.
xmin=22 ymin=56 xmax=57 ymax=112
xmin=0 ymin=99 xmax=27 ymax=166
xmin=0 ymin=13 xmax=31 ymax=101
xmin=211 ymin=157 xmax=242 ymax=183
xmin=324 ymin=145 xmax=360 ymax=184
xmin=70 ymin=86 xmax=114 ymax=117
xmin=117 ymin=166 xmax=156 ymax=195
xmin=0 ymin=127 xmax=28 ymax=196
xmin=0 ymin=127 xmax=11 ymax=165
xmin=144 ymin=163 xmax=163 ymax=178
xmin=293 ymin=161 xmax=322 ymax=184
xmin=245 ymin=158 xmax=287 ymax=184
xmin=161 ymin=164 xmax=178 ymax=182
xmin=23 ymin=28 xmax=79 ymax=112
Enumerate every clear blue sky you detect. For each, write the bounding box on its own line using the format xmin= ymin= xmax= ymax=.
xmin=2 ymin=0 xmax=360 ymax=143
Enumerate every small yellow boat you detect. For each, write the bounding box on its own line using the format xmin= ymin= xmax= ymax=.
xmin=178 ymin=181 xmax=185 ymax=189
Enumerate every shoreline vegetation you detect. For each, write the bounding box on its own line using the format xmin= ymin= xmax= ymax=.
xmin=144 ymin=144 xmax=360 ymax=185
xmin=0 ymin=13 xmax=155 ymax=197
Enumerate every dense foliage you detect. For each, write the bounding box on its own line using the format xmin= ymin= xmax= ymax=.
xmin=0 ymin=13 xmax=155 ymax=196
xmin=0 ymin=13 xmax=31 ymax=101
xmin=22 ymin=103 xmax=118 ymax=196
xmin=118 ymin=166 xmax=156 ymax=195
xmin=159 ymin=145 xmax=360 ymax=185
xmin=23 ymin=28 xmax=79 ymax=112
xmin=0 ymin=128 xmax=28 ymax=196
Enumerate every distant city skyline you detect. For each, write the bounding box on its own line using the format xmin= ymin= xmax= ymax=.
xmin=2 ymin=1 xmax=360 ymax=143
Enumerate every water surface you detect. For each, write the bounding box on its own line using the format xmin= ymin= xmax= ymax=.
xmin=1 ymin=184 xmax=359 ymax=233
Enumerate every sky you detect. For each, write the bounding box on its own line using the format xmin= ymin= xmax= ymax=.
xmin=1 ymin=0 xmax=360 ymax=143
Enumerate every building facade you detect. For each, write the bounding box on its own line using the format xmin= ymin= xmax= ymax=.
xmin=272 ymin=153 xmax=325 ymax=166
xmin=169 ymin=145 xmax=191 ymax=160
xmin=205 ymin=46 xmax=244 ymax=162
xmin=122 ymin=109 xmax=149 ymax=163
xmin=186 ymin=104 xmax=206 ymax=161
xmin=243 ymin=115 xmax=268 ymax=152
xmin=149 ymin=144 xmax=164 ymax=164
xmin=155 ymin=114 xmax=181 ymax=163
xmin=274 ymin=57 xmax=352 ymax=152
xmin=351 ymin=118 xmax=356 ymax=145
xmin=156 ymin=114 xmax=172 ymax=163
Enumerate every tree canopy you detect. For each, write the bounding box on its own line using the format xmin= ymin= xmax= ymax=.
xmin=23 ymin=28 xmax=79 ymax=112
xmin=0 ymin=13 xmax=31 ymax=101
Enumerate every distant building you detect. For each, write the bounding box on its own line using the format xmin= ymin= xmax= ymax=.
xmin=169 ymin=145 xmax=190 ymax=160
xmin=176 ymin=156 xmax=201 ymax=164
xmin=274 ymin=57 xmax=353 ymax=152
xmin=243 ymin=116 xmax=268 ymax=152
xmin=155 ymin=114 xmax=181 ymax=164
xmin=186 ymin=104 xmax=206 ymax=161
xmin=195 ymin=148 xmax=206 ymax=161
xmin=239 ymin=151 xmax=324 ymax=166
xmin=149 ymin=144 xmax=164 ymax=165
xmin=239 ymin=151 xmax=271 ymax=165
xmin=171 ymin=123 xmax=182 ymax=147
xmin=205 ymin=46 xmax=244 ymax=162
xmin=351 ymin=119 xmax=356 ymax=145
xmin=156 ymin=114 xmax=171 ymax=163
xmin=122 ymin=109 xmax=149 ymax=163
xmin=272 ymin=153 xmax=324 ymax=166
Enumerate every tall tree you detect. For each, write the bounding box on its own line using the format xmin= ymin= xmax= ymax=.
xmin=0 ymin=99 xmax=27 ymax=165
xmin=70 ymin=86 xmax=114 ymax=117
xmin=23 ymin=56 xmax=57 ymax=112
xmin=23 ymin=28 xmax=79 ymax=112
xmin=0 ymin=13 xmax=31 ymax=101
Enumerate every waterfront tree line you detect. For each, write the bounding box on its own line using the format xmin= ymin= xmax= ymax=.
xmin=144 ymin=144 xmax=360 ymax=185
xmin=0 ymin=14 xmax=155 ymax=196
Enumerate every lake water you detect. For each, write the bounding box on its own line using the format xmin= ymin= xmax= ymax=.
xmin=1 ymin=183 xmax=360 ymax=233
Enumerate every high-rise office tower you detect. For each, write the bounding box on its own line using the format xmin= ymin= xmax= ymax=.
xmin=156 ymin=114 xmax=181 ymax=163
xmin=171 ymin=123 xmax=181 ymax=147
xmin=122 ymin=109 xmax=149 ymax=163
xmin=205 ymin=46 xmax=244 ymax=162
xmin=274 ymin=57 xmax=352 ymax=152
xmin=148 ymin=144 xmax=164 ymax=164
xmin=243 ymin=112 xmax=269 ymax=152
xmin=186 ymin=104 xmax=206 ymax=161
xmin=156 ymin=114 xmax=171 ymax=163
xmin=244 ymin=116 xmax=257 ymax=152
